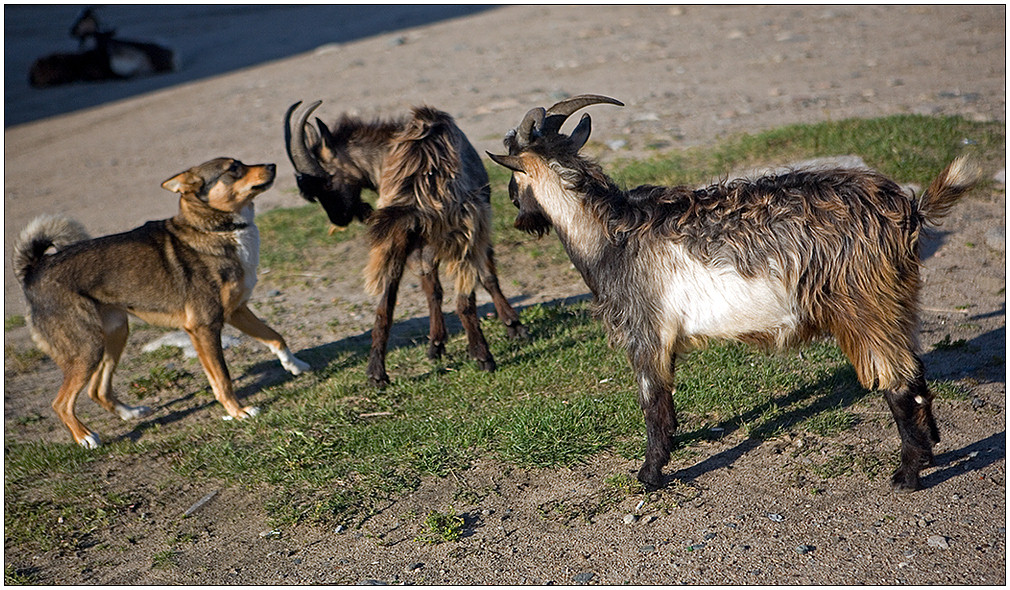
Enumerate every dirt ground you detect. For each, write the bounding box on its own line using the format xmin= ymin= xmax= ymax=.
xmin=3 ymin=5 xmax=1006 ymax=585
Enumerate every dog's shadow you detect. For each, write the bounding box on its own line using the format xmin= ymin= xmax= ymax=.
xmin=117 ymin=293 xmax=562 ymax=443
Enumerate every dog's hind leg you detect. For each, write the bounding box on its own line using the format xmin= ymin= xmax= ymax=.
xmin=49 ymin=332 xmax=104 ymax=448
xmin=86 ymin=307 xmax=152 ymax=421
xmin=185 ymin=321 xmax=259 ymax=419
xmin=226 ymin=304 xmax=310 ymax=375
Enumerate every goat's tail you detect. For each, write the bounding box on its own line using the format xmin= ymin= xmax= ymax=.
xmin=915 ymin=156 xmax=983 ymax=227
xmin=12 ymin=215 xmax=89 ymax=285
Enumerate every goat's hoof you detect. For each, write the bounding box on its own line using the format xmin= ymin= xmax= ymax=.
xmin=476 ymin=357 xmax=497 ymax=372
xmin=368 ymin=373 xmax=391 ymax=389
xmin=890 ymin=468 xmax=922 ymax=492
xmin=427 ymin=342 xmax=445 ymax=360
xmin=507 ymin=322 xmax=529 ymax=340
xmin=637 ymin=465 xmax=665 ymax=490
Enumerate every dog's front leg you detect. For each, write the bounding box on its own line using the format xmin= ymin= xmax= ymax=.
xmin=226 ymin=304 xmax=311 ymax=375
xmin=185 ymin=322 xmax=259 ymax=420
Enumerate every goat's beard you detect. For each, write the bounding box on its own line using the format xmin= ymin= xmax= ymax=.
xmin=514 ymin=210 xmax=553 ymax=237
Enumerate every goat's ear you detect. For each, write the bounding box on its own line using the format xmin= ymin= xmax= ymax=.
xmin=161 ymin=170 xmax=202 ymax=194
xmin=487 ymin=152 xmax=526 ymax=174
xmin=569 ymin=113 xmax=592 ymax=152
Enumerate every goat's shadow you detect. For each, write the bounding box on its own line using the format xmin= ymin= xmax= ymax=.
xmin=118 ymin=295 xmax=1004 ymax=495
xmin=666 ymin=325 xmax=1005 ymax=490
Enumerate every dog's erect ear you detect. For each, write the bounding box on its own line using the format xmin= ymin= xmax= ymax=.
xmin=161 ymin=170 xmax=203 ymax=195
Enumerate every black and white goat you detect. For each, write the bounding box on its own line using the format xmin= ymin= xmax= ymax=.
xmin=285 ymin=100 xmax=526 ymax=387
xmin=488 ymin=94 xmax=981 ymax=491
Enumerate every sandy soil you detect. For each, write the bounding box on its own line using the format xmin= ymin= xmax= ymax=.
xmin=3 ymin=5 xmax=1005 ymax=585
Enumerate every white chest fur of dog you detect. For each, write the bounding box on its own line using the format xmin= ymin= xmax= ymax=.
xmin=233 ymin=204 xmax=260 ymax=300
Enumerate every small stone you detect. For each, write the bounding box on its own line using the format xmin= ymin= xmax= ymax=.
xmin=927 ymin=535 xmax=950 ymax=549
xmin=623 ymin=514 xmax=638 ymax=525
xmin=795 ymin=544 xmax=815 ymax=554
xmin=259 ymin=529 xmax=281 ymax=539
xmin=972 ymin=397 xmax=986 ymax=410
xmin=768 ymin=513 xmax=785 ymax=522
xmin=639 ymin=544 xmax=656 ymax=554
xmin=405 ymin=562 xmax=423 ymax=573
xmin=607 ymin=139 xmax=627 ymax=151
xmin=357 ymin=580 xmax=387 ymax=586
xmin=984 ymin=227 xmax=1005 ymax=252
xmin=572 ymin=572 xmax=595 ymax=584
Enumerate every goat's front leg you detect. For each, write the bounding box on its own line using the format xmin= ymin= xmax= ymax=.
xmin=456 ymin=291 xmax=496 ymax=372
xmin=635 ymin=357 xmax=679 ymax=489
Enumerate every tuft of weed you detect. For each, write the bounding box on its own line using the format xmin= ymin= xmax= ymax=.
xmin=4 ymin=345 xmax=47 ymax=375
xmin=416 ymin=507 xmax=465 ymax=544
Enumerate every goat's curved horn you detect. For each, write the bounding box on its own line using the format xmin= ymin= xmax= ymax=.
xmin=515 ymin=107 xmax=546 ymax=147
xmin=542 ymin=94 xmax=624 ymax=136
xmin=284 ymin=100 xmax=327 ymax=178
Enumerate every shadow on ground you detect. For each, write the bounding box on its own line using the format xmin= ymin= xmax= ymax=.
xmin=5 ymin=4 xmax=494 ymax=127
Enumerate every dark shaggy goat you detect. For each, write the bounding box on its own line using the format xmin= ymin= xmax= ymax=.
xmin=488 ymin=94 xmax=981 ymax=492
xmin=285 ymin=100 xmax=526 ymax=386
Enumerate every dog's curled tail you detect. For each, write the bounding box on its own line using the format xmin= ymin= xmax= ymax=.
xmin=12 ymin=214 xmax=90 ymax=284
xmin=915 ymin=155 xmax=984 ymax=228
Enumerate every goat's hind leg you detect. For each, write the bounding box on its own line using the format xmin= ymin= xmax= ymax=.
xmin=478 ymin=245 xmax=527 ymax=340
xmin=419 ymin=248 xmax=447 ymax=360
xmin=884 ymin=358 xmax=940 ymax=491
xmin=456 ymin=290 xmax=496 ymax=372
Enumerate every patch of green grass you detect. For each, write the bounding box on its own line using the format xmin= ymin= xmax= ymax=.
xmin=4 ymin=345 xmax=46 ymax=374
xmin=801 ymin=407 xmax=859 ymax=437
xmin=256 ymin=203 xmax=367 ymax=274
xmin=152 ymin=549 xmax=179 ymax=570
xmin=416 ymin=507 xmax=465 ymax=544
xmin=609 ymin=114 xmax=1002 ymax=190
xmin=4 ymin=564 xmax=38 ymax=584
xmin=128 ymin=365 xmax=194 ymax=399
xmin=5 ymin=314 xmax=27 ymax=331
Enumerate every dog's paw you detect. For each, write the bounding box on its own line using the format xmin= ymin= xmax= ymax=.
xmin=275 ymin=347 xmax=311 ymax=375
xmin=115 ymin=403 xmax=153 ymax=421
xmin=78 ymin=433 xmax=102 ymax=449
xmin=283 ymin=355 xmax=311 ymax=375
xmin=222 ymin=406 xmax=261 ymax=421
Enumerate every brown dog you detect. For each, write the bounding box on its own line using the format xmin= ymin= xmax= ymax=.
xmin=12 ymin=157 xmax=310 ymax=448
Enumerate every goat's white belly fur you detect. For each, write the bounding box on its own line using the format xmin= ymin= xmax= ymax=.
xmin=658 ymin=244 xmax=798 ymax=346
